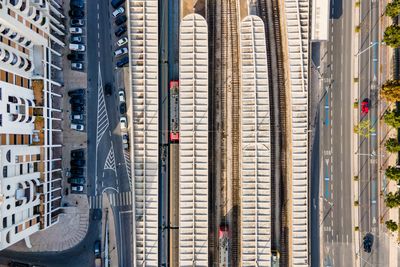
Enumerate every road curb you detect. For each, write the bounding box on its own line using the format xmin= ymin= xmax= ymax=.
xmin=352 ymin=0 xmax=361 ymax=265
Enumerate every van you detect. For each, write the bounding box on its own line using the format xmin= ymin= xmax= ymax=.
xmin=116 ymin=57 xmax=129 ymax=68
xmin=111 ymin=0 xmax=125 ymax=8
xmin=69 ymin=43 xmax=86 ymax=52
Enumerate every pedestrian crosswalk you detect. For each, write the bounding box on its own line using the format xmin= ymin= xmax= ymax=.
xmin=88 ymin=191 xmax=133 ymax=209
xmin=109 ymin=191 xmax=132 ymax=207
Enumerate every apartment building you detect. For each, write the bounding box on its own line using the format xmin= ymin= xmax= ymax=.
xmin=0 ymin=0 xmax=65 ymax=250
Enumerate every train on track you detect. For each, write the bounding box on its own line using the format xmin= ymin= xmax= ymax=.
xmin=219 ymin=225 xmax=229 ymax=267
xmin=169 ymin=80 xmax=179 ymax=143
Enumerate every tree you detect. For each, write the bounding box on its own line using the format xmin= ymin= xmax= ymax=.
xmin=354 ymin=119 xmax=375 ymax=137
xmin=383 ymin=109 xmax=400 ymax=128
xmin=386 ymin=220 xmax=398 ymax=232
xmin=383 ymin=25 xmax=400 ymax=48
xmin=386 ymin=1 xmax=400 ymax=17
xmin=381 ymin=79 xmax=400 ymax=102
xmin=385 ymin=191 xmax=400 ymax=208
xmin=385 ymin=138 xmax=400 ymax=152
xmin=385 ymin=166 xmax=400 ymax=181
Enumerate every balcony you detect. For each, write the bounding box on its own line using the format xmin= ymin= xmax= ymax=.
xmin=32 ymin=79 xmax=44 ymax=107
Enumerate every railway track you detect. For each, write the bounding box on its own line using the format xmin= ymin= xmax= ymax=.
xmin=257 ymin=0 xmax=288 ymax=265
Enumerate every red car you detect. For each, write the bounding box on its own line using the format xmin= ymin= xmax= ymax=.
xmin=361 ymin=99 xmax=369 ymax=114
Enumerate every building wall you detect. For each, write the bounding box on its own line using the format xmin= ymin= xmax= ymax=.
xmin=0 ymin=0 xmax=64 ymax=250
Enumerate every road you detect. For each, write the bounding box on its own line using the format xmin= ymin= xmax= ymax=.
xmin=358 ymin=0 xmax=390 ymax=266
xmin=86 ymin=0 xmax=133 ymax=266
xmin=319 ymin=0 xmax=353 ymax=266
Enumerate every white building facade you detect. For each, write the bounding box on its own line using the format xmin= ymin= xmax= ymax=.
xmin=0 ymin=0 xmax=64 ymax=250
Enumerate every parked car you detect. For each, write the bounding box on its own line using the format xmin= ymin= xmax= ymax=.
xmin=70 ymin=35 xmax=82 ymax=43
xmin=69 ymin=43 xmax=86 ymax=52
xmin=70 ymin=0 xmax=84 ymax=8
xmin=71 ymin=184 xmax=84 ymax=193
xmin=68 ymin=177 xmax=86 ymax=184
xmin=71 ymin=105 xmax=84 ymax=112
xmin=70 ymin=27 xmax=83 ymax=34
xmin=71 ymin=149 xmax=84 ymax=159
xmin=70 ymin=97 xmax=85 ymax=105
xmin=116 ymin=56 xmax=129 ymax=68
xmin=70 ymin=114 xmax=84 ymax=120
xmin=363 ymin=233 xmax=373 ymax=253
xmin=114 ymin=47 xmax=128 ymax=57
xmin=94 ymin=240 xmax=101 ymax=258
xmin=104 ymin=83 xmax=112 ymax=96
xmin=120 ymin=116 xmax=127 ymax=130
xmin=118 ymin=89 xmax=126 ymax=102
xmin=111 ymin=0 xmax=125 ymax=8
xmin=122 ymin=132 xmax=129 ymax=144
xmin=361 ymin=98 xmax=369 ymax=114
xmin=69 ymin=9 xmax=84 ymax=19
xmin=119 ymin=102 xmax=126 ymax=114
xmin=112 ymin=6 xmax=124 ymax=17
xmin=117 ymin=37 xmax=128 ymax=46
xmin=115 ymin=15 xmax=127 ymax=26
xmin=71 ymin=167 xmax=85 ymax=176
xmin=71 ymin=123 xmax=84 ymax=131
xmin=71 ymin=62 xmax=83 ymax=71
xmin=71 ymin=159 xmax=85 ymax=167
xmin=68 ymin=89 xmax=85 ymax=97
xmin=114 ymin=25 xmax=127 ymax=37
xmin=67 ymin=52 xmax=84 ymax=61
xmin=71 ymin=19 xmax=84 ymax=27
xmin=123 ymin=143 xmax=129 ymax=150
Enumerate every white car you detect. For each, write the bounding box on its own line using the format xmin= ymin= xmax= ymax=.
xmin=114 ymin=47 xmax=128 ymax=57
xmin=71 ymin=62 xmax=83 ymax=70
xmin=120 ymin=116 xmax=127 ymax=130
xmin=71 ymin=185 xmax=84 ymax=192
xmin=112 ymin=7 xmax=124 ymax=17
xmin=71 ymin=123 xmax=84 ymax=131
xmin=69 ymin=43 xmax=86 ymax=52
xmin=70 ymin=114 xmax=84 ymax=120
xmin=70 ymin=27 xmax=83 ymax=34
xmin=118 ymin=89 xmax=126 ymax=103
xmin=122 ymin=133 xmax=129 ymax=144
xmin=117 ymin=37 xmax=128 ymax=47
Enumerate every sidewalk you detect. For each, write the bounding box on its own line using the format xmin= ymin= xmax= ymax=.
xmin=102 ymin=194 xmax=118 ymax=267
xmin=8 ymin=194 xmax=89 ymax=252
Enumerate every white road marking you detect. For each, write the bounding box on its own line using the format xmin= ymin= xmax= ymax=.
xmin=96 ymin=65 xmax=109 ymax=147
xmin=104 ymin=142 xmax=117 ymax=175
xmin=89 ymin=195 xmax=102 ymax=209
xmin=123 ymin=150 xmax=132 ymax=190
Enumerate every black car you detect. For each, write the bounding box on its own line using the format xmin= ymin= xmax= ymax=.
xmin=119 ymin=102 xmax=127 ymax=114
xmin=67 ymin=52 xmax=84 ymax=61
xmin=71 ymin=149 xmax=84 ymax=159
xmin=68 ymin=177 xmax=86 ymax=184
xmin=69 ymin=9 xmax=84 ymax=19
xmin=115 ymin=15 xmax=127 ymax=26
xmin=70 ymin=35 xmax=82 ymax=44
xmin=70 ymin=0 xmax=84 ymax=8
xmin=116 ymin=56 xmax=129 ymax=68
xmin=104 ymin=83 xmax=112 ymax=96
xmin=363 ymin=233 xmax=373 ymax=253
xmin=114 ymin=25 xmax=127 ymax=37
xmin=70 ymin=97 xmax=85 ymax=105
xmin=71 ymin=105 xmax=84 ymax=112
xmin=92 ymin=209 xmax=102 ymax=220
xmin=71 ymin=159 xmax=85 ymax=167
xmin=68 ymin=88 xmax=85 ymax=97
xmin=71 ymin=110 xmax=84 ymax=116
xmin=71 ymin=167 xmax=85 ymax=175
xmin=94 ymin=240 xmax=101 ymax=258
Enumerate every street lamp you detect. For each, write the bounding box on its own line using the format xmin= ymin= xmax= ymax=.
xmin=355 ymin=42 xmax=378 ymax=57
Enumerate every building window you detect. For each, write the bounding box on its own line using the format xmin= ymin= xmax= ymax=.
xmin=0 ymin=87 xmax=2 ymax=100
xmin=6 ymin=150 xmax=10 ymax=162
xmin=0 ymin=114 xmax=3 ymax=127
xmin=3 ymin=166 xmax=7 ymax=178
xmin=2 ymin=217 xmax=6 ymax=228
xmin=11 ymin=214 xmax=15 ymax=225
xmin=19 ymin=164 xmax=23 ymax=175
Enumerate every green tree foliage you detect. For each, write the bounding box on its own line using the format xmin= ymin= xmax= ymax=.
xmin=385 ymin=191 xmax=400 ymax=208
xmin=384 ymin=25 xmax=400 ymax=48
xmin=386 ymin=220 xmax=399 ymax=232
xmin=385 ymin=138 xmax=400 ymax=152
xmin=385 ymin=166 xmax=400 ymax=181
xmin=381 ymin=79 xmax=400 ymax=102
xmin=386 ymin=1 xmax=400 ymax=17
xmin=384 ymin=109 xmax=400 ymax=128
xmin=354 ymin=120 xmax=375 ymax=137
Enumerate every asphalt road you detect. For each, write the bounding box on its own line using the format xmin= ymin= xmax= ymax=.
xmin=319 ymin=0 xmax=354 ymax=266
xmin=358 ymin=0 xmax=389 ymax=266
xmin=86 ymin=0 xmax=133 ymax=266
